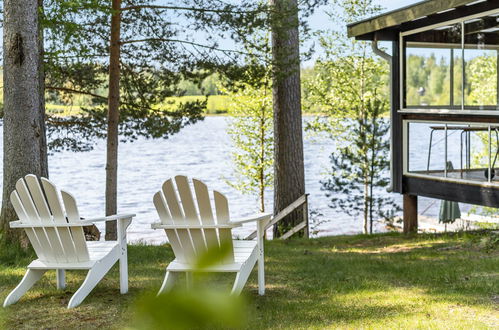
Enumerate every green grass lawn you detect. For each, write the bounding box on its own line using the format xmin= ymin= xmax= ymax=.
xmin=0 ymin=232 xmax=497 ymax=329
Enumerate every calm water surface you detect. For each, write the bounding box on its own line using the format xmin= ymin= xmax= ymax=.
xmin=1 ymin=117 xmax=460 ymax=243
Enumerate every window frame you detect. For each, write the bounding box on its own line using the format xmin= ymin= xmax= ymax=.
xmin=399 ymin=8 xmax=499 ymax=115
xmin=403 ymin=119 xmax=499 ymax=188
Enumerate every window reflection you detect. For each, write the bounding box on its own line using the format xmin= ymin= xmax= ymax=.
xmin=407 ymin=121 xmax=499 ymax=184
xmin=403 ymin=15 xmax=499 ymax=110
xmin=464 ymin=18 xmax=499 ymax=108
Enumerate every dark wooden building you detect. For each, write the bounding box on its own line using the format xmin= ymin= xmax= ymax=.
xmin=347 ymin=0 xmax=499 ymax=232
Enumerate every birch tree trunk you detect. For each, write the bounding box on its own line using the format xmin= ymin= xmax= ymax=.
xmin=1 ymin=0 xmax=48 ymax=247
xmin=105 ymin=0 xmax=122 ymax=240
xmin=270 ymin=0 xmax=306 ymax=237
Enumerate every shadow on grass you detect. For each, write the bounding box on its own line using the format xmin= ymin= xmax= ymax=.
xmin=252 ymin=231 xmax=498 ymax=328
xmin=0 ymin=232 xmax=497 ymax=329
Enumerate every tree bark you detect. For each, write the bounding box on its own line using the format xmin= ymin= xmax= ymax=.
xmin=105 ymin=0 xmax=122 ymax=240
xmin=39 ymin=0 xmax=49 ymax=179
xmin=270 ymin=0 xmax=306 ymax=238
xmin=1 ymin=0 xmax=48 ymax=247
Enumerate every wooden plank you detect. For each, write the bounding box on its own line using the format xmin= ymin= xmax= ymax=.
xmin=61 ymin=190 xmax=90 ymax=262
xmin=403 ymin=194 xmax=418 ymax=234
xmin=402 ymin=112 xmax=499 ymax=123
xmin=153 ymin=191 xmax=185 ymax=262
xmin=214 ymin=190 xmax=234 ymax=263
xmin=404 ymin=176 xmax=499 ymax=207
xmin=392 ymin=39 xmax=403 ymax=193
xmin=266 ymin=194 xmax=307 ymax=229
xmin=303 ymin=198 xmax=309 ymax=239
xmin=280 ymin=221 xmax=307 ymax=240
xmin=193 ymin=179 xmax=218 ymax=251
xmin=162 ymin=179 xmax=196 ymax=263
xmin=348 ymin=0 xmax=479 ymax=38
xmin=246 ymin=194 xmax=307 ymax=240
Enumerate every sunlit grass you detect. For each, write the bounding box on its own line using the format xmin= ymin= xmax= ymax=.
xmin=43 ymin=95 xmax=231 ymax=117
xmin=0 ymin=232 xmax=497 ymax=329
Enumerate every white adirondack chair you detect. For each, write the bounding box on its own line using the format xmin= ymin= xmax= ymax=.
xmin=3 ymin=175 xmax=135 ymax=308
xmin=152 ymin=176 xmax=271 ymax=295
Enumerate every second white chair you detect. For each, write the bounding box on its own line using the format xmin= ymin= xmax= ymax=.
xmin=152 ymin=175 xmax=271 ymax=295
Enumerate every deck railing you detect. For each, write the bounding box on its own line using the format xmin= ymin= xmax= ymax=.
xmin=246 ymin=194 xmax=309 ymax=240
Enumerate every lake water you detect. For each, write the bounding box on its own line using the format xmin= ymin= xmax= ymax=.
xmin=0 ymin=117 xmax=466 ymax=244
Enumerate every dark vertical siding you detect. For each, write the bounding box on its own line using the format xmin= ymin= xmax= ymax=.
xmin=391 ymin=39 xmax=403 ymax=193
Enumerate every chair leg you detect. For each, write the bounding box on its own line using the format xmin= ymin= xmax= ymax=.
xmin=67 ymin=261 xmax=114 ymax=309
xmin=119 ymin=252 xmax=128 ymax=294
xmin=257 ymin=255 xmax=265 ymax=296
xmin=231 ymin=262 xmax=254 ymax=295
xmin=3 ymin=269 xmax=46 ymax=307
xmin=157 ymin=271 xmax=178 ymax=295
xmin=56 ymin=269 xmax=66 ymax=290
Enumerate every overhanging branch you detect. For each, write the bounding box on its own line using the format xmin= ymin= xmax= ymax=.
xmin=119 ymin=38 xmax=250 ymax=55
xmin=46 ymin=86 xmax=107 ymax=100
xmin=120 ymin=5 xmax=263 ymax=15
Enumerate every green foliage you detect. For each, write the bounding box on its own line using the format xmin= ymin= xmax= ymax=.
xmin=322 ymin=99 xmax=399 ymax=233
xmin=305 ymin=0 xmax=396 ymax=233
xmin=223 ymin=81 xmax=273 ymax=212
xmin=405 ymin=52 xmax=497 ymax=107
xmin=132 ymin=241 xmax=246 ymax=330
xmin=40 ymin=0 xmax=272 ymax=152
xmin=133 ymin=290 xmax=246 ymax=329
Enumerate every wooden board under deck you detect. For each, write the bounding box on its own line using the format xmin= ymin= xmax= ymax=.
xmin=403 ymin=176 xmax=499 ymax=208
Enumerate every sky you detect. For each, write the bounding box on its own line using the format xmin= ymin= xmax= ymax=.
xmin=308 ymin=0 xmax=421 ymax=32
xmin=302 ymin=0 xmax=421 ymax=65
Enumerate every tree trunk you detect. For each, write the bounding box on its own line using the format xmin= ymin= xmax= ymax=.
xmin=1 ymin=0 xmax=48 ymax=247
xmin=363 ymin=181 xmax=369 ymax=234
xmin=270 ymin=0 xmax=306 ymax=238
xmin=105 ymin=0 xmax=121 ymax=240
xmin=39 ymin=0 xmax=49 ymax=179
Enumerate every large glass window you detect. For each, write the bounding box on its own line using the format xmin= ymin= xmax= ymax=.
xmin=402 ymin=13 xmax=499 ymax=110
xmin=407 ymin=120 xmax=499 ymax=185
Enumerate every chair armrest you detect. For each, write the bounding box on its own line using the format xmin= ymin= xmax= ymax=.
xmin=80 ymin=213 xmax=136 ymax=225
xmin=151 ymin=223 xmax=239 ymax=230
xmin=229 ymin=213 xmax=272 ymax=225
xmin=10 ymin=220 xmax=95 ymax=228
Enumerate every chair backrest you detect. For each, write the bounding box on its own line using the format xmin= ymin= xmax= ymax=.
xmin=10 ymin=175 xmax=89 ymax=263
xmin=153 ymin=175 xmax=235 ymax=264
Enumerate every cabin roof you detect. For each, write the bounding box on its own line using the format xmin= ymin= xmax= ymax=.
xmin=347 ymin=0 xmax=499 ymax=41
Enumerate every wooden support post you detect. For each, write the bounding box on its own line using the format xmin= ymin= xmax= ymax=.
xmin=403 ymin=194 xmax=418 ymax=234
xmin=303 ymin=194 xmax=309 ymax=239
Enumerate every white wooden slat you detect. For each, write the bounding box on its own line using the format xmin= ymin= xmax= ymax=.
xmin=41 ymin=178 xmax=76 ymax=263
xmin=10 ymin=191 xmax=29 ymax=223
xmin=175 ymin=176 xmax=206 ymax=255
xmin=40 ymin=178 xmax=66 ymax=223
xmin=174 ymin=176 xmax=199 ymax=222
xmin=15 ymin=178 xmax=41 ymax=223
xmin=193 ymin=179 xmax=219 ymax=251
xmin=10 ymin=190 xmax=47 ymax=260
xmin=24 ymin=175 xmax=52 ymax=221
xmin=16 ymin=178 xmax=60 ymax=263
xmin=153 ymin=191 xmax=185 ymax=262
xmin=153 ymin=191 xmax=172 ymax=224
xmin=61 ymin=190 xmax=80 ymax=222
xmin=162 ymin=179 xmax=184 ymax=220
xmin=61 ymin=190 xmax=89 ymax=262
xmin=24 ymin=228 xmax=47 ymax=261
xmin=214 ymin=190 xmax=234 ymax=263
xmin=162 ymin=179 xmax=197 ymax=263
